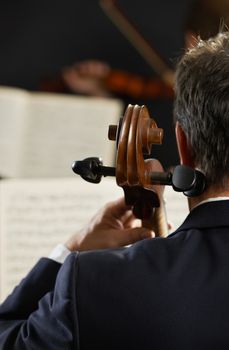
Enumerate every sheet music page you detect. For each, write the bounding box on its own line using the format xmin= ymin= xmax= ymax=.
xmin=0 ymin=87 xmax=29 ymax=177
xmin=164 ymin=186 xmax=189 ymax=232
xmin=0 ymin=177 xmax=189 ymax=302
xmin=0 ymin=177 xmax=123 ymax=301
xmin=20 ymin=93 xmax=123 ymax=177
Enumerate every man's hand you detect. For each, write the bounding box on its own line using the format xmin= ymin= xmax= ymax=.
xmin=65 ymin=198 xmax=154 ymax=252
xmin=62 ymin=60 xmax=111 ymax=97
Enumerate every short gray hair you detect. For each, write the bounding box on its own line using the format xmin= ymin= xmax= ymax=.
xmin=174 ymin=32 xmax=229 ymax=187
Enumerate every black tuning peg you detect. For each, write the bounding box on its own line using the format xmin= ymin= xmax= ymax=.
xmin=72 ymin=157 xmax=115 ymax=184
xmin=171 ymin=165 xmax=206 ymax=197
xmin=148 ymin=165 xmax=206 ymax=197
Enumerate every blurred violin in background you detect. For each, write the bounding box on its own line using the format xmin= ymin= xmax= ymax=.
xmin=40 ymin=59 xmax=174 ymax=100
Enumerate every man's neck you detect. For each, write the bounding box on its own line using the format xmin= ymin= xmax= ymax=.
xmin=188 ymin=186 xmax=229 ymax=211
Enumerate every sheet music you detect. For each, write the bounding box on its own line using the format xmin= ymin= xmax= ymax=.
xmin=0 ymin=177 xmax=123 ymax=301
xmin=0 ymin=87 xmax=28 ymax=177
xmin=21 ymin=93 xmax=123 ymax=177
xmin=0 ymin=178 xmax=188 ymax=302
xmin=0 ymin=87 xmax=123 ymax=178
xmin=164 ymin=186 xmax=189 ymax=231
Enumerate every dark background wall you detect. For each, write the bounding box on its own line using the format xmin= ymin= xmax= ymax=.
xmin=0 ymin=0 xmax=193 ymax=167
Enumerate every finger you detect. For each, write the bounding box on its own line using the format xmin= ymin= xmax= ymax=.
xmin=124 ymin=217 xmax=142 ymax=229
xmin=120 ymin=209 xmax=135 ymax=225
xmin=106 ymin=197 xmax=131 ymax=218
xmin=168 ymin=221 xmax=174 ymax=231
xmin=115 ymin=227 xmax=155 ymax=247
xmin=122 ymin=211 xmax=141 ymax=228
xmin=62 ymin=67 xmax=80 ymax=82
xmin=86 ymin=61 xmax=110 ymax=77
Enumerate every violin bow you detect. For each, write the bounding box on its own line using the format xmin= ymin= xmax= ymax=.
xmin=99 ymin=0 xmax=174 ymax=87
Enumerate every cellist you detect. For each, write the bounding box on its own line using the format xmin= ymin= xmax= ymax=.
xmin=1 ymin=30 xmax=229 ymax=349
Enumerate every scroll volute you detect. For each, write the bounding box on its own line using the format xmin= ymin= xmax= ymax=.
xmin=109 ymin=104 xmax=163 ymax=190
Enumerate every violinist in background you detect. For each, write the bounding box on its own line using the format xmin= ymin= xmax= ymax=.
xmin=1 ymin=30 xmax=229 ymax=349
xmin=60 ymin=59 xmax=173 ymax=100
xmin=43 ymin=0 xmax=229 ymax=96
xmin=56 ymin=0 xmax=229 ymax=99
xmin=41 ymin=56 xmax=174 ymax=101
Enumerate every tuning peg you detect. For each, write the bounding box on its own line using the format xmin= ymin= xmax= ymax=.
xmin=149 ymin=165 xmax=206 ymax=197
xmin=171 ymin=165 xmax=206 ymax=197
xmin=72 ymin=157 xmax=115 ymax=183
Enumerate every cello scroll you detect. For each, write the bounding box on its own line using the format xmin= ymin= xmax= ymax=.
xmin=108 ymin=104 xmax=168 ymax=237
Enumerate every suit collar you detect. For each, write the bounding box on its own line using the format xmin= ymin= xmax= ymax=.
xmin=173 ymin=200 xmax=229 ymax=233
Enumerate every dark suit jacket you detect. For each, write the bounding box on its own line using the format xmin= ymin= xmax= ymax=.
xmin=1 ymin=200 xmax=229 ymax=349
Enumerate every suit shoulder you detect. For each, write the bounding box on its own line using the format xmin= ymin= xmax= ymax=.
xmin=77 ymin=231 xmax=189 ymax=275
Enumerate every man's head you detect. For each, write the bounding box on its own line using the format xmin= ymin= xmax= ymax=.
xmin=174 ymin=31 xmax=229 ymax=188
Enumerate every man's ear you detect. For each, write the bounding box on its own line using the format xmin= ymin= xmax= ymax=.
xmin=175 ymin=122 xmax=195 ymax=167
